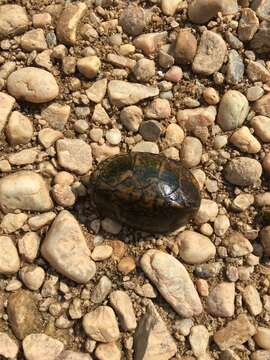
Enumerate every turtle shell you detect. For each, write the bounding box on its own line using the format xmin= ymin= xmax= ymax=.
xmin=91 ymin=152 xmax=201 ymax=233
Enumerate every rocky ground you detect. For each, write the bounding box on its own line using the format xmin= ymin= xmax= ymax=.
xmin=0 ymin=0 xmax=270 ymax=359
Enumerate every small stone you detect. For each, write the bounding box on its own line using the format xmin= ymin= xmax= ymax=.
xmin=177 ymin=106 xmax=216 ymax=132
xmin=224 ymin=157 xmax=262 ymax=186
xmin=141 ymin=250 xmax=202 ymax=317
xmin=213 ymin=314 xmax=256 ymax=350
xmin=92 ymin=104 xmax=110 ymax=125
xmin=226 ymin=49 xmax=244 ymax=84
xmin=250 ymin=20 xmax=270 ymax=53
xmin=109 ymin=291 xmax=137 ymax=331
xmin=140 ymin=120 xmax=162 ymax=141
xmin=8 ymin=148 xmax=38 ymax=166
xmin=41 ymin=210 xmax=96 ymax=284
xmin=118 ymin=256 xmax=136 ymax=274
xmin=0 ymin=236 xmax=20 ymax=274
xmin=133 ymin=32 xmax=168 ymax=56
xmin=8 ymin=290 xmax=43 ymax=340
xmin=119 ymin=4 xmax=146 ymax=37
xmin=107 ymin=53 xmax=136 ymax=70
xmin=203 ymin=88 xmax=220 ymax=105
xmin=192 ymin=31 xmax=227 ymax=75
xmin=108 ymin=80 xmax=159 ymax=107
xmin=254 ymin=327 xmax=270 ymax=350
xmin=134 ymin=301 xmax=177 ymax=360
xmin=252 ymin=0 xmax=270 ymax=20
xmin=133 ymin=58 xmax=155 ymax=82
xmin=91 ymin=143 xmax=120 ymax=162
xmin=247 ymin=61 xmax=270 ymax=82
xmin=91 ymin=245 xmax=113 ymax=261
xmin=165 ymin=66 xmax=183 ymax=82
xmin=0 ymin=92 xmax=15 ymax=133
xmin=28 ymin=212 xmax=56 ymax=231
xmin=161 ymin=0 xmax=183 ymax=16
xmin=38 ymin=128 xmax=63 ymax=148
xmin=144 ymin=98 xmax=171 ymax=119
xmin=33 ymin=13 xmax=52 ymax=28
xmin=217 ymin=90 xmax=249 ymax=131
xmin=59 ymin=351 xmax=92 ymax=360
xmin=177 ymin=230 xmax=216 ymax=264
xmin=20 ymin=29 xmax=47 ymax=52
xmin=132 ymin=141 xmax=159 ymax=154
xmin=120 ymin=106 xmax=143 ymax=132
xmin=83 ymin=306 xmax=120 ymax=342
xmin=41 ymin=103 xmax=70 ymax=131
xmin=0 ymin=332 xmax=19 ymax=359
xmin=0 ymin=5 xmax=29 ymax=39
xmin=252 ymin=350 xmax=270 ymax=360
xmin=206 ymin=282 xmax=235 ymax=317
xmin=196 ymin=279 xmax=209 ymax=297
xmin=181 ymin=136 xmax=202 ymax=168
xmin=1 ymin=213 xmax=28 ymax=234
xmin=7 ymin=67 xmax=59 ymax=103
xmin=18 ymin=232 xmax=40 ymax=262
xmin=189 ymin=325 xmax=209 ymax=358
xmin=238 ymin=8 xmax=259 ymax=42
xmin=243 ymin=285 xmax=263 ymax=316
xmin=247 ymin=86 xmax=264 ymax=102
xmin=251 ymin=116 xmax=270 ymax=142
xmin=56 ymin=2 xmax=87 ymax=45
xmin=0 ymin=171 xmax=53 ymax=213
xmin=105 ymin=128 xmax=121 ymax=145
xmin=230 ymin=126 xmax=261 ymax=153
xmin=23 ymin=334 xmax=64 ymax=360
xmin=101 ymin=218 xmax=122 ymax=234
xmin=195 ymin=199 xmax=219 ymax=224
xmin=165 ymin=123 xmax=184 ymax=146
xmin=214 ymin=215 xmax=230 ymax=236
xmin=77 ymin=56 xmax=101 ymax=79
xmin=0 ymin=160 xmax=11 ymax=172
xmin=20 ymin=265 xmax=45 ymax=291
xmin=86 ymin=78 xmax=107 ymax=103
xmin=254 ymin=93 xmax=270 ymax=117
xmin=89 ymin=128 xmax=103 ymax=142
xmin=225 ymin=231 xmax=253 ymax=257
xmin=91 ymin=276 xmax=112 ymax=304
xmin=56 ymin=138 xmax=92 ymax=175
xmin=95 ymin=343 xmax=121 ymax=360
xmin=173 ymin=29 xmax=197 ymax=64
xmin=6 ymin=111 xmax=33 ymax=145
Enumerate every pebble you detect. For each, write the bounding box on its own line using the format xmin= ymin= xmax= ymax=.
xmin=247 ymin=60 xmax=270 ymax=82
xmin=59 ymin=351 xmax=92 ymax=360
xmin=177 ymin=230 xmax=216 ymax=264
xmin=91 ymin=143 xmax=120 ymax=162
xmin=56 ymin=138 xmax=92 ymax=175
xmin=253 ymin=0 xmax=270 ymax=20
xmin=52 ymin=184 xmax=76 ymax=208
xmin=23 ymin=333 xmax=64 ymax=360
xmin=95 ymin=342 xmax=120 ymax=360
xmin=144 ymin=98 xmax=171 ymax=120
xmin=254 ymin=93 xmax=270 ymax=117
xmin=108 ymin=80 xmax=159 ymax=107
xmin=173 ymin=29 xmax=197 ymax=64
xmin=238 ymin=8 xmax=259 ymax=42
xmin=1 ymin=212 xmax=28 ymax=234
xmin=6 ymin=111 xmax=33 ymax=145
xmin=133 ymin=58 xmax=155 ymax=82
xmin=230 ymin=126 xmax=261 ymax=153
xmin=21 ymin=29 xmax=47 ymax=52
xmin=243 ymin=285 xmax=263 ymax=316
xmin=120 ymin=106 xmax=143 ymax=132
xmin=250 ymin=20 xmax=270 ymax=53
xmin=41 ymin=210 xmax=96 ymax=284
xmin=247 ymin=86 xmax=264 ymax=101
xmin=161 ymin=0 xmax=183 ymax=16
xmin=133 ymin=32 xmax=168 ymax=56
xmin=18 ymin=232 xmax=40 ymax=262
xmin=140 ymin=120 xmax=162 ymax=141
xmin=132 ymin=141 xmax=159 ymax=154
xmin=254 ymin=327 xmax=270 ymax=350
xmin=134 ymin=301 xmax=177 ymax=360
xmin=165 ymin=123 xmax=184 ymax=146
xmin=119 ymin=4 xmax=146 ymax=37
xmin=214 ymin=215 xmax=230 ymax=236
xmin=217 ymin=90 xmax=249 ymax=131
xmin=0 ymin=236 xmax=20 ymax=274
xmin=20 ymin=265 xmax=45 ymax=291
xmin=56 ymin=2 xmax=87 ymax=45
xmin=203 ymin=88 xmax=220 ymax=105
xmin=91 ymin=276 xmax=112 ymax=304
xmin=7 ymin=67 xmax=59 ymax=103
xmin=109 ymin=291 xmax=137 ymax=331
xmin=8 ymin=290 xmax=43 ymax=340
xmin=86 ymin=78 xmax=107 ymax=103
xmin=38 ymin=128 xmax=63 ymax=148
xmin=252 ymin=351 xmax=270 ymax=360
xmin=105 ymin=128 xmax=122 ymax=145
xmin=181 ymin=136 xmax=202 ymax=168
xmin=92 ymin=104 xmax=110 ymax=125
xmin=177 ymin=106 xmax=216 ymax=132
xmin=189 ymin=325 xmax=209 ymax=358
xmin=118 ymin=256 xmax=136 ymax=274
xmin=0 ymin=4 xmax=29 ymax=39
xmin=141 ymin=250 xmax=202 ymax=317
xmin=41 ymin=103 xmax=70 ymax=130
xmin=251 ymin=116 xmax=270 ymax=142
xmin=83 ymin=306 xmax=120 ymax=342
xmin=0 ymin=332 xmax=19 ymax=359
xmin=91 ymin=245 xmax=113 ymax=261
xmin=225 ymin=231 xmax=253 ymax=257
xmin=192 ymin=31 xmax=227 ymax=75
xmin=8 ymin=148 xmax=38 ymax=166
xmin=226 ymin=49 xmax=244 ymax=84
xmin=0 ymin=92 xmax=15 ymax=133
xmin=33 ymin=13 xmax=52 ymax=28
xmin=213 ymin=314 xmax=256 ymax=350
xmin=101 ymin=218 xmax=122 ymax=234
xmin=224 ymin=157 xmax=262 ymax=186
xmin=0 ymin=171 xmax=53 ymax=213
xmin=260 ymin=226 xmax=270 ymax=256
xmin=206 ymin=282 xmax=235 ymax=317
xmin=195 ymin=199 xmax=219 ymax=224
xmin=77 ymin=56 xmax=101 ymax=79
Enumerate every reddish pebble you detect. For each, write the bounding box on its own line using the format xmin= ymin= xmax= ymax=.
xmin=165 ymin=66 xmax=183 ymax=83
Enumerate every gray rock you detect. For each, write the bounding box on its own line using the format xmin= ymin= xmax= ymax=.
xmin=139 ymin=120 xmax=162 ymax=141
xmin=224 ymin=157 xmax=262 ymax=186
xmin=226 ymin=50 xmax=244 ymax=84
xmin=91 ymin=276 xmax=112 ymax=304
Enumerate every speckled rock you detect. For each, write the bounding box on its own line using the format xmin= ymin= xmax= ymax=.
xmin=224 ymin=157 xmax=262 ymax=186
xmin=23 ymin=333 xmax=64 ymax=360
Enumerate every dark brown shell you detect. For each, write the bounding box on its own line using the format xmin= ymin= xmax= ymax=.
xmin=91 ymin=152 xmax=201 ymax=233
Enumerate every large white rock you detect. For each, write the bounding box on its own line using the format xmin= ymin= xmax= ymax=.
xmin=140 ymin=250 xmax=203 ymax=317
xmin=41 ymin=210 xmax=96 ymax=284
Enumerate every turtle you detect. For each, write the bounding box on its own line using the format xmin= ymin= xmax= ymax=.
xmin=90 ymin=152 xmax=201 ymax=233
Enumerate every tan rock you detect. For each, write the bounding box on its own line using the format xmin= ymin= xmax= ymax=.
xmin=1 ymin=213 xmax=28 ymax=234
xmin=0 ymin=92 xmax=15 ymax=133
xmin=23 ymin=333 xmax=64 ymax=360
xmin=38 ymin=128 xmax=63 ymax=148
xmin=224 ymin=157 xmax=262 ymax=187
xmin=8 ymin=148 xmax=38 ymax=166
xmin=251 ymin=116 xmax=270 ymax=142
xmin=254 ymin=327 xmax=270 ymax=350
xmin=0 ymin=236 xmax=20 ymax=274
xmin=243 ymin=285 xmax=263 ymax=316
xmin=0 ymin=5 xmax=29 ymax=39
xmin=20 ymin=28 xmax=47 ymax=52
xmin=18 ymin=232 xmax=40 ymax=262
xmin=86 ymin=78 xmax=107 ymax=103
xmin=177 ymin=106 xmax=216 ymax=131
xmin=0 ymin=332 xmax=19 ymax=359
xmin=254 ymin=93 xmax=270 ymax=117
xmin=41 ymin=103 xmax=70 ymax=130
xmin=133 ymin=32 xmax=168 ymax=56
xmin=173 ymin=29 xmax=197 ymax=64
xmin=206 ymin=282 xmax=235 ymax=317
xmin=6 ymin=111 xmax=33 ymax=145
xmin=230 ymin=126 xmax=261 ymax=153
xmin=225 ymin=231 xmax=253 ymax=257
xmin=109 ymin=291 xmax=137 ymax=331
xmin=119 ymin=4 xmax=146 ymax=37
xmin=238 ymin=8 xmax=259 ymax=41
xmin=77 ymin=56 xmax=101 ymax=79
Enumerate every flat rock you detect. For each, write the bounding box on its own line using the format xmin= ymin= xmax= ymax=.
xmin=41 ymin=210 xmax=96 ymax=284
xmin=23 ymin=333 xmax=64 ymax=360
xmin=0 ymin=332 xmax=19 ymax=359
xmin=1 ymin=213 xmax=28 ymax=234
xmin=91 ymin=276 xmax=112 ymax=304
xmin=177 ymin=230 xmax=216 ymax=264
xmin=83 ymin=306 xmax=120 ymax=343
xmin=7 ymin=290 xmax=43 ymax=340
xmin=238 ymin=8 xmax=259 ymax=42
xmin=6 ymin=111 xmax=33 ymax=145
xmin=140 ymin=250 xmax=203 ymax=317
xmin=0 ymin=236 xmax=20 ymax=274
xmin=0 ymin=92 xmax=15 ymax=133
xmin=134 ymin=301 xmax=177 ymax=360
xmin=108 ymin=80 xmax=159 ymax=107
xmin=213 ymin=314 xmax=256 ymax=350
xmin=56 ymin=138 xmax=92 ymax=175
xmin=243 ymin=285 xmax=263 ymax=316
xmin=189 ymin=325 xmax=209 ymax=358
xmin=41 ymin=103 xmax=71 ymax=130
xmin=206 ymin=282 xmax=235 ymax=317
xmin=0 ymin=171 xmax=53 ymax=213
xmin=56 ymin=2 xmax=87 ymax=45
xmin=0 ymin=4 xmax=29 ymax=39
xmin=226 ymin=49 xmax=244 ymax=84
xmin=21 ymin=29 xmax=47 ymax=52
xmin=86 ymin=78 xmax=107 ymax=103
xmin=254 ymin=93 xmax=270 ymax=117
xmin=192 ymin=31 xmax=227 ymax=75
xmin=7 ymin=67 xmax=59 ymax=103
xmin=177 ymin=106 xmax=216 ymax=132
xmin=109 ymin=290 xmax=137 ymax=331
